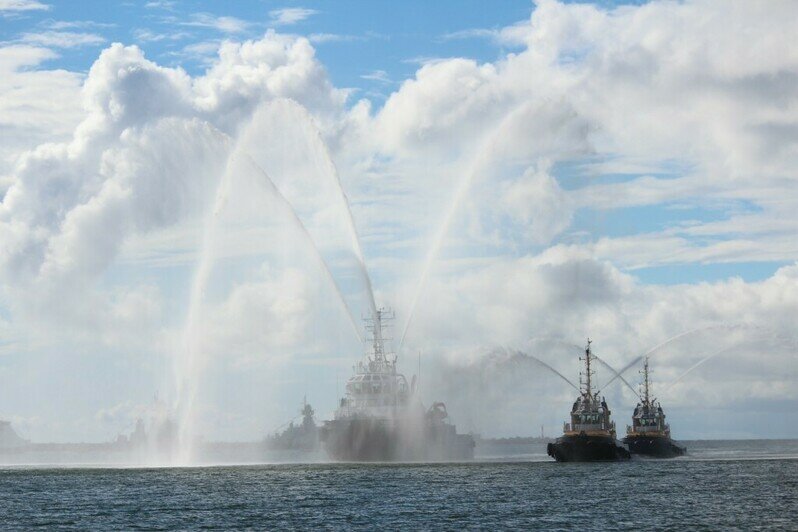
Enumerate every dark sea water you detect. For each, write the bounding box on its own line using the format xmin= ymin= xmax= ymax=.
xmin=2 ymin=440 xmax=797 ymax=530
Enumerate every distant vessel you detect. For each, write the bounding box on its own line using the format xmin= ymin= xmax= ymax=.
xmin=265 ymin=398 xmax=319 ymax=452
xmin=547 ymin=339 xmax=630 ymax=462
xmin=320 ymin=308 xmax=474 ymax=461
xmin=623 ymin=356 xmax=686 ymax=458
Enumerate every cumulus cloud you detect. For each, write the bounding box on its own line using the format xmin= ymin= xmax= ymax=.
xmin=2 ymin=0 xmax=798 ymax=440
xmin=410 ymin=252 xmax=798 ymax=436
xmin=0 ymin=33 xmax=347 ymax=341
xmin=0 ymin=45 xmax=83 ymax=178
xmin=501 ymin=163 xmax=573 ymax=245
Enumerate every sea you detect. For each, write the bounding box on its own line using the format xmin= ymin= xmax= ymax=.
xmin=1 ymin=440 xmax=797 ymax=530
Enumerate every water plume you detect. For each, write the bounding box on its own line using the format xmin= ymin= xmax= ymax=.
xmin=174 ymin=153 xmax=235 ymax=465
xmin=398 ymin=103 xmax=535 ymax=351
xmin=524 ymin=337 xmax=638 ymax=398
xmin=295 ymin=103 xmax=377 ymax=319
xmin=505 ymin=348 xmax=579 ymax=391
xmin=240 ymin=99 xmax=377 ymax=318
xmin=237 ymin=152 xmax=364 ymax=343
xmin=600 ymin=325 xmax=727 ymax=391
xmin=659 ymin=345 xmax=738 ymax=395
xmin=592 ymin=353 xmax=640 ymax=399
xmin=173 ymin=148 xmax=365 ymax=464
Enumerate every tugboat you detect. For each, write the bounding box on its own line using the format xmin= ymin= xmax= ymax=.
xmin=320 ymin=308 xmax=474 ymax=461
xmin=623 ymin=357 xmax=686 ymax=458
xmin=547 ymin=339 xmax=630 ymax=462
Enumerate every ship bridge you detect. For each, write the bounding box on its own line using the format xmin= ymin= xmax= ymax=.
xmin=336 ymin=308 xmax=411 ymax=419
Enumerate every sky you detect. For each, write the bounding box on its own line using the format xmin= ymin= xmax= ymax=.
xmin=0 ymin=0 xmax=797 ymax=443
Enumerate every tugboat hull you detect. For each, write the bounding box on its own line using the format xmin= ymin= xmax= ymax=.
xmin=547 ymin=433 xmax=630 ymax=462
xmin=321 ymin=417 xmax=474 ymax=462
xmin=624 ymin=435 xmax=685 ymax=458
xmin=321 ymin=418 xmax=397 ymax=461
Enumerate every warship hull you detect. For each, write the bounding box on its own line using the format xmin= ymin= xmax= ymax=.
xmin=624 ymin=434 xmax=685 ymax=458
xmin=547 ymin=433 xmax=630 ymax=462
xmin=321 ymin=417 xmax=474 ymax=462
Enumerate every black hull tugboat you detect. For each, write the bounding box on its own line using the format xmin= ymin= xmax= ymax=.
xmin=623 ymin=357 xmax=685 ymax=458
xmin=320 ymin=308 xmax=474 ymax=462
xmin=547 ymin=339 xmax=630 ymax=462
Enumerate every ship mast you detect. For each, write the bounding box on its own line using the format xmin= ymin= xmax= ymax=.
xmin=642 ymin=356 xmax=651 ymax=405
xmin=580 ymin=339 xmax=595 ymax=398
xmin=364 ymin=307 xmax=395 ymax=368
xmin=372 ymin=309 xmax=385 ymax=363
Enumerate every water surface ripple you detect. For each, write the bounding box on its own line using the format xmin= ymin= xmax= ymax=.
xmin=2 ymin=452 xmax=797 ymax=530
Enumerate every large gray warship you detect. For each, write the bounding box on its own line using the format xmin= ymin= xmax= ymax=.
xmin=265 ymin=398 xmax=319 ymax=452
xmin=319 ymin=308 xmax=474 ymax=461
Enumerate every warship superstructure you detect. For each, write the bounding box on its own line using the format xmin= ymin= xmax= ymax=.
xmin=265 ymin=398 xmax=319 ymax=452
xmin=320 ymin=308 xmax=474 ymax=461
xmin=547 ymin=340 xmax=630 ymax=462
xmin=623 ymin=357 xmax=686 ymax=457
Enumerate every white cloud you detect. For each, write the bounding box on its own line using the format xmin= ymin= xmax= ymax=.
xmin=360 ymin=69 xmax=391 ymax=84
xmin=269 ymin=7 xmax=318 ymax=26
xmin=0 ymin=0 xmax=48 ymax=13
xmin=144 ymin=0 xmax=175 ymax=9
xmin=501 ymin=163 xmax=573 ymax=245
xmin=41 ymin=19 xmax=115 ymax=30
xmin=133 ymin=28 xmax=191 ymax=43
xmin=181 ymin=13 xmax=249 ymax=34
xmin=441 ymin=23 xmax=530 ymax=47
xmin=0 ymin=45 xmax=83 ymax=178
xmin=402 ymin=250 xmax=798 ymax=435
xmin=0 ymin=33 xmax=348 ymax=345
xmin=308 ymin=33 xmax=360 ymax=44
xmin=442 ymin=28 xmax=497 ymax=41
xmin=20 ymin=31 xmax=106 ymax=48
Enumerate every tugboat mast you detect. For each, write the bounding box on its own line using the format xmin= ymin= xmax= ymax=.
xmin=580 ymin=339 xmax=595 ymax=398
xmin=641 ymin=356 xmax=651 ymax=405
